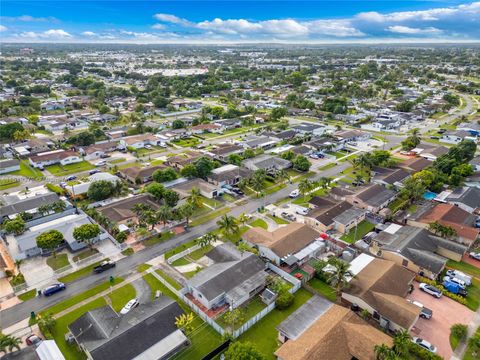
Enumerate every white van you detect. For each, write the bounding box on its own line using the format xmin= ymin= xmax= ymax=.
xmin=446 ymin=270 xmax=472 ymax=286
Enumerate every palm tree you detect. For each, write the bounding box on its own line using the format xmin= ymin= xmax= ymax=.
xmin=410 ymin=128 xmax=421 ymax=146
xmin=14 ymin=259 xmax=23 ymax=274
xmin=318 ymin=177 xmax=332 ymax=190
xmin=353 ymin=153 xmax=372 ymax=179
xmin=393 ymin=330 xmax=411 ymax=358
xmin=187 ymin=187 xmax=203 ymax=208
xmin=38 ymin=313 xmax=56 ymax=334
xmin=37 ymin=204 xmax=52 ymax=217
xmin=157 ymin=205 xmax=172 ymax=227
xmin=51 ymin=201 xmax=66 ymax=213
xmin=0 ymin=334 xmax=21 ymax=354
xmin=178 ymin=203 xmax=195 ymax=227
xmin=217 ymin=215 xmax=240 ymax=239
xmin=298 ymin=179 xmax=314 ymax=198
xmin=196 ymin=232 xmax=218 ymax=248
xmin=276 ymin=169 xmax=290 ymax=184
xmin=326 ymin=257 xmax=354 ymax=298
xmin=143 ymin=210 xmax=159 ymax=230
xmin=238 ymin=213 xmax=250 ymax=227
xmin=374 ymin=344 xmax=396 ymax=360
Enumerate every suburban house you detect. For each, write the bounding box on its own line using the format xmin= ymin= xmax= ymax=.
xmin=207 ymin=164 xmax=252 ymax=186
xmin=335 ymin=130 xmax=371 ymax=143
xmin=97 ymin=194 xmax=161 ymax=226
xmin=332 ymin=184 xmax=397 ymax=213
xmin=292 ymin=123 xmax=332 ymax=136
xmin=29 ymin=149 xmax=82 ymax=169
xmin=79 ymin=141 xmax=119 ymax=161
xmin=171 ymin=178 xmax=219 ymax=199
xmin=120 ymin=134 xmax=163 ymax=149
xmin=242 ymin=223 xmax=321 ymax=266
xmin=185 ymin=243 xmax=268 ymax=310
xmin=341 ymin=257 xmax=421 ymax=332
xmin=407 ymin=203 xmax=480 ymax=246
xmin=0 ymin=159 xmax=20 ymax=174
xmin=12 ymin=138 xmax=53 ymax=156
xmin=440 ymin=130 xmax=477 ymax=145
xmin=242 ymin=135 xmax=279 ymax=150
xmin=0 ymin=189 xmax=71 ymax=224
xmin=444 ymin=187 xmax=480 ymax=214
xmin=190 ymin=123 xmax=224 ymax=134
xmin=9 ymin=213 xmax=106 ymax=260
xmin=208 ymin=143 xmax=244 ymax=162
xmin=304 ymin=197 xmax=367 ymax=235
xmin=305 ymin=136 xmax=343 ymax=152
xmin=371 ymin=225 xmax=467 ymax=279
xmin=399 ymin=157 xmax=432 ymax=173
xmin=242 ymin=154 xmax=291 ymax=172
xmin=65 ymin=172 xmax=120 ymax=198
xmin=68 ymin=297 xmax=188 ymax=360
xmin=275 ymin=295 xmax=393 ymax=360
xmin=411 ymin=143 xmax=448 ymax=161
xmin=118 ymin=165 xmax=166 ymax=184
xmin=372 ymin=167 xmax=410 ymax=187
xmin=165 ymin=151 xmax=203 ymax=170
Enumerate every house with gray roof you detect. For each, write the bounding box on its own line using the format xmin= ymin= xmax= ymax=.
xmin=371 ymin=225 xmax=467 ymax=279
xmin=342 ymin=184 xmax=397 ymax=213
xmin=186 ymin=243 xmax=267 ymax=310
xmin=68 ymin=296 xmax=188 ymax=360
xmin=0 ymin=159 xmax=20 ymax=174
xmin=242 ymin=154 xmax=291 ymax=173
xmin=445 ymin=187 xmax=480 ymax=214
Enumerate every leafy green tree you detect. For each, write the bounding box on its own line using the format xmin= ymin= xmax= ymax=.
xmin=180 ymin=164 xmax=198 ymax=178
xmin=223 ymin=308 xmax=245 ymax=332
xmin=292 ymin=155 xmax=311 ymax=172
xmin=145 ymin=182 xmax=165 ymax=201
xmin=269 ymin=107 xmax=287 ymax=121
xmin=450 ymin=324 xmax=468 ymax=343
xmin=195 ymin=157 xmax=215 ymax=179
xmin=36 ymin=230 xmax=64 ymax=257
xmin=73 ymin=224 xmax=101 ymax=250
xmin=298 ymin=179 xmax=314 ymax=197
xmin=152 ymin=168 xmax=178 ymax=183
xmin=178 ymin=203 xmax=195 ymax=226
xmin=224 ymin=341 xmax=266 ymax=360
xmin=3 ymin=218 xmax=25 ymax=235
xmin=228 ymin=153 xmax=243 ymax=166
xmin=280 ymin=150 xmax=296 ymax=161
xmin=157 ymin=205 xmax=172 ymax=227
xmin=242 ymin=149 xmax=255 ymax=159
xmin=276 ymin=291 xmax=294 ymax=310
xmin=163 ymin=189 xmax=179 ymax=207
xmin=87 ymin=180 xmax=116 ymax=201
xmin=196 ymin=232 xmax=218 ymax=248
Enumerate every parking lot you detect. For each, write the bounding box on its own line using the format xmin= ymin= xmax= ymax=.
xmin=407 ymin=282 xmax=475 ymax=359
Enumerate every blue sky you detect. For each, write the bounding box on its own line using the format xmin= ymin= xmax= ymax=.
xmin=1 ymin=1 xmax=479 ymax=43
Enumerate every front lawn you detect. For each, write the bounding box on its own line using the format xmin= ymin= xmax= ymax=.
xmin=156 ymin=269 xmax=182 ymax=290
xmin=72 ymin=249 xmax=98 ymax=262
xmin=58 ymin=260 xmax=107 ymax=284
xmin=190 ymin=207 xmax=231 ymax=227
xmin=46 ymin=254 xmax=70 ymax=271
xmin=188 ymin=245 xmax=214 ymax=260
xmin=18 ymin=289 xmax=37 ymax=302
xmin=143 ymin=231 xmax=174 ymax=246
xmin=108 ymin=284 xmax=136 ymax=312
xmin=340 ymin=220 xmax=375 ymax=243
xmin=238 ymin=288 xmax=313 ymax=359
xmin=308 ymin=278 xmax=336 ymax=302
xmin=447 ymin=260 xmax=480 ymax=278
xmin=464 ymin=326 xmax=480 ymax=360
xmin=0 ymin=179 xmax=20 ymax=190
xmin=171 ymin=257 xmax=191 ymax=266
xmin=46 ymin=161 xmax=95 ymax=176
xmin=250 ymin=218 xmax=268 ymax=229
xmin=171 ymin=137 xmax=201 ymax=148
xmin=465 ymin=278 xmax=480 ymax=311
xmin=10 ymin=160 xmax=44 ymax=179
xmin=267 ymin=214 xmax=289 ymax=225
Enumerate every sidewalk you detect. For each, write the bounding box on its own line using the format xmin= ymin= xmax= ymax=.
xmin=451 ymin=306 xmax=480 ymax=359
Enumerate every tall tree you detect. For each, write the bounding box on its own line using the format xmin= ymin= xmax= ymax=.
xmin=217 ymin=215 xmax=240 ymax=239
xmin=36 ymin=230 xmax=64 ymax=257
xmin=187 ymin=187 xmax=203 ymax=208
xmin=73 ymin=224 xmax=101 ymax=250
xmin=326 ymin=257 xmax=354 ymax=298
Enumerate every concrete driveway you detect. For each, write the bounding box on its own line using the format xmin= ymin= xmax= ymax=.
xmin=407 ymin=282 xmax=475 ymax=359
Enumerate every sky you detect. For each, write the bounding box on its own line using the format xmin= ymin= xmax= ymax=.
xmin=0 ymin=1 xmax=479 ymax=43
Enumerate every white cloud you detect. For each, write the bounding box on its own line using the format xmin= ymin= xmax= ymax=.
xmin=151 ymin=24 xmax=166 ymax=30
xmin=1 ymin=15 xmax=58 ymax=22
xmin=43 ymin=29 xmax=71 ymax=38
xmin=307 ymin=20 xmax=364 ymax=37
xmin=154 ymin=13 xmax=191 ymax=25
xmin=17 ymin=29 xmax=72 ymax=39
xmin=0 ymin=25 xmax=7 ymax=32
xmin=81 ymin=31 xmax=97 ymax=36
xmin=387 ymin=26 xmax=442 ymax=34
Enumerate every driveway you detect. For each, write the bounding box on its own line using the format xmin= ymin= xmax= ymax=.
xmin=407 ymin=283 xmax=475 ymax=359
xmin=20 ymin=256 xmax=55 ymax=289
xmin=461 ymin=254 xmax=480 ymax=269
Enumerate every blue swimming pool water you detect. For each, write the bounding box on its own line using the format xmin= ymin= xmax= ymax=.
xmin=423 ymin=191 xmax=437 ymax=200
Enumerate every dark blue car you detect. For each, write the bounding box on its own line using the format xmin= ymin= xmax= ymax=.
xmin=43 ymin=283 xmax=66 ymax=296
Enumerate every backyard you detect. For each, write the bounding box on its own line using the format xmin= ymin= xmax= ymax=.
xmin=46 ymin=161 xmax=95 ymax=176
xmin=340 ymin=220 xmax=375 ymax=243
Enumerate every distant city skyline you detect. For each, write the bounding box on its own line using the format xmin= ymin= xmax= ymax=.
xmin=1 ymin=1 xmax=479 ymax=43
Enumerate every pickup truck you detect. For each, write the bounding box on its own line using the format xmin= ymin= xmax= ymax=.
xmin=93 ymin=260 xmax=116 ymax=273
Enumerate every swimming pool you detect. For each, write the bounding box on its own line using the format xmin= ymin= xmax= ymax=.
xmin=423 ymin=191 xmax=437 ymax=200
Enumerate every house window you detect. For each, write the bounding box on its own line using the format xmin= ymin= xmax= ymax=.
xmin=402 ymin=259 xmax=409 ymax=267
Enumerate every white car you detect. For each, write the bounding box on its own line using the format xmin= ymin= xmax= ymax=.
xmin=95 ymin=160 xmax=106 ymax=167
xmin=144 ymin=144 xmax=152 ymax=149
xmin=289 ymin=189 xmax=300 ymax=198
xmin=419 ymin=283 xmax=442 ymax=298
xmin=470 ymin=252 xmax=480 ymax=261
xmin=120 ymin=298 xmax=139 ymax=315
xmin=412 ymin=337 xmax=437 ymax=353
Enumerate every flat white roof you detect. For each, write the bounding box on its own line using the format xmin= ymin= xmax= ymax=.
xmin=384 ymin=223 xmax=403 ymax=234
xmin=348 ymin=253 xmax=375 ymax=276
xmin=36 ymin=340 xmax=65 ymax=360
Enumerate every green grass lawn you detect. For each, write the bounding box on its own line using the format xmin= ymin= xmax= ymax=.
xmin=238 ymin=289 xmax=313 ymax=359
xmin=108 ymin=157 xmax=126 ymax=164
xmin=340 ymin=220 xmax=375 ymax=243
xmin=190 ymin=207 xmax=231 ymax=227
xmin=171 ymin=137 xmax=201 ymax=148
xmin=188 ymin=244 xmax=214 ymax=260
xmin=183 ymin=268 xmax=202 ymax=279
xmin=447 ymin=260 xmax=480 ymax=278
xmin=46 ymin=161 xmax=95 ymax=176
xmin=165 ymin=239 xmax=197 ymax=259
xmin=18 ymin=289 xmax=37 ymax=302
xmin=9 ymin=160 xmax=44 ymax=179
xmin=309 ymin=278 xmax=336 ymax=302
xmin=137 ymin=263 xmax=152 ymax=273
xmin=108 ymin=284 xmax=136 ymax=312
xmin=58 ymin=260 xmax=107 ymax=283
xmin=0 ymin=179 xmax=20 ymax=190
xmin=46 ymin=254 xmax=70 ymax=271
xmin=41 ymin=278 xmax=124 ymax=316
xmin=450 ymin=332 xmax=460 ymax=351
xmin=121 ymin=248 xmax=134 ymax=256
xmin=222 ymin=193 xmax=236 ymax=202
xmin=50 ymin=297 xmax=107 ymax=360
xmin=143 ymin=231 xmax=174 ymax=246
xmin=72 ymin=249 xmax=98 ymax=262
xmin=463 ymin=327 xmax=480 ymax=360
xmin=465 ymin=279 xmax=480 ymax=311
xmin=171 ymin=257 xmax=191 ymax=266
xmin=156 ymin=269 xmax=182 ymax=290
xmin=267 ymin=214 xmax=289 ymax=225
xmin=249 ymin=218 xmax=268 ymax=229
xmin=292 ymin=171 xmax=316 ymax=183
xmin=264 ymin=182 xmax=287 ymax=195
xmin=201 ymin=196 xmax=223 ymax=209
xmin=216 ymin=296 xmax=267 ymax=330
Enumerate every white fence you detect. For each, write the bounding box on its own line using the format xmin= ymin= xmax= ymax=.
xmin=267 ymin=263 xmax=302 ymax=293
xmin=232 ymin=302 xmax=276 ymax=338
xmin=167 ymin=244 xmax=201 ymax=265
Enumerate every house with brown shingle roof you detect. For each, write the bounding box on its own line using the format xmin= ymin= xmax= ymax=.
xmin=341 ymin=258 xmax=420 ymax=332
xmin=407 ymin=203 xmax=479 ymax=246
xmin=118 ymin=165 xmax=166 ymax=184
xmin=399 ymin=157 xmax=432 ymax=173
xmin=97 ymin=194 xmax=160 ymax=225
xmin=343 ymin=184 xmax=397 ymax=213
xmin=242 ymin=223 xmax=321 ymax=266
xmin=275 ymin=295 xmax=393 ymax=360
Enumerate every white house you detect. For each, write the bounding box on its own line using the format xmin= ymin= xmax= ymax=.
xmin=29 ymin=149 xmax=82 ymax=169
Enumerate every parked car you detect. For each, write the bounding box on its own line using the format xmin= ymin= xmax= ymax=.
xmin=412 ymin=337 xmax=437 ymax=353
xmin=445 ymin=270 xmax=471 ymax=286
xmin=26 ymin=334 xmax=42 ymax=346
xmin=407 ymin=300 xmax=433 ymax=319
xmin=289 ymin=189 xmax=300 ymax=198
xmin=100 ymin=154 xmax=110 ymax=159
xmin=89 ymin=169 xmax=100 ymax=175
xmin=144 ymin=144 xmax=152 ymax=149
xmin=95 ymin=160 xmax=107 ymax=167
xmin=443 ymin=280 xmax=468 ymax=297
xmin=294 ymin=205 xmax=309 ymax=215
xmin=419 ymin=283 xmax=442 ymax=298
xmin=66 ymin=175 xmax=77 ymax=181
xmin=93 ymin=260 xmax=116 ymax=273
xmin=120 ymin=298 xmax=139 ymax=315
xmin=43 ymin=283 xmax=66 ymax=296
xmin=470 ymin=252 xmax=480 ymax=261
xmin=443 ymin=276 xmax=467 ymax=289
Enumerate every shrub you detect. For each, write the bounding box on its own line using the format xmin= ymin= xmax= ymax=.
xmin=451 ymin=323 xmax=468 ymax=342
xmin=276 ymin=291 xmax=294 ymax=310
xmin=116 ymin=232 xmax=127 ymax=243
xmin=45 ymin=183 xmax=65 ymax=195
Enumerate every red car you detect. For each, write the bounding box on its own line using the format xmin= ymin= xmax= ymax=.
xmin=26 ymin=334 xmax=42 ymax=346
